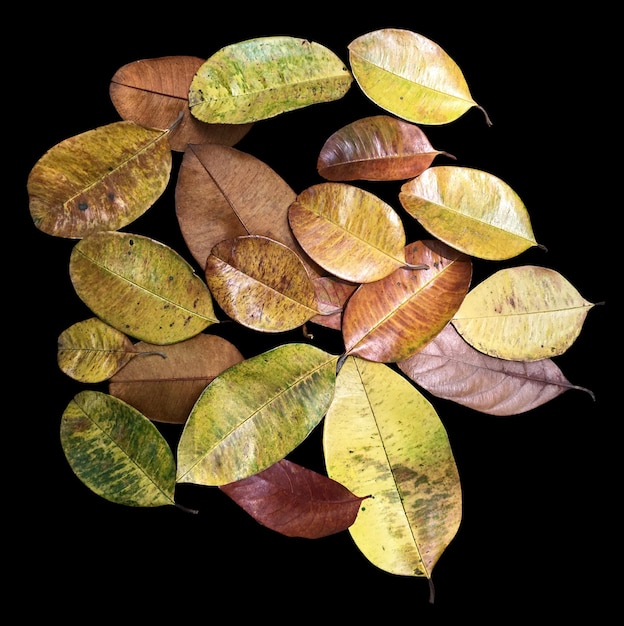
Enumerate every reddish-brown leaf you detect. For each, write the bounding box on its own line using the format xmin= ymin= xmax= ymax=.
xmin=309 ymin=276 xmax=358 ymax=330
xmin=220 ymin=459 xmax=367 ymax=538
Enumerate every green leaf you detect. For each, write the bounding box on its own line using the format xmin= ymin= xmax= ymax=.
xmin=188 ymin=36 xmax=353 ymax=124
xmin=60 ymin=390 xmax=176 ymax=507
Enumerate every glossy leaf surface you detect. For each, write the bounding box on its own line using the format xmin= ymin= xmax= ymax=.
xmin=400 ymin=166 xmax=538 ymax=260
xmin=343 ymin=240 xmax=472 ymax=362
xmin=69 ymin=231 xmax=218 ymax=344
xmin=28 ymin=121 xmax=171 ymax=238
xmin=323 ymin=356 xmax=461 ymax=579
xmin=61 ymin=390 xmax=176 ymax=507
xmin=177 ymin=344 xmax=338 ymax=486
xmin=220 ymin=459 xmax=366 ymax=538
xmin=189 ymin=36 xmax=353 ymax=124
xmin=452 ymin=265 xmax=595 ymax=361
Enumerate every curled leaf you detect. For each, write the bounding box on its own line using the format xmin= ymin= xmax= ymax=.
xmin=309 ymin=276 xmax=358 ymax=330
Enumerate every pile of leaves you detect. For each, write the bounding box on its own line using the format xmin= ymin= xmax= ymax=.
xmin=27 ymin=29 xmax=597 ymax=602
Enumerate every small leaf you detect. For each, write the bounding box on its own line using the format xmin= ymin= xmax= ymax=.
xmin=400 ymin=166 xmax=538 ymax=260
xmin=60 ymin=390 xmax=176 ymax=507
xmin=109 ymin=333 xmax=244 ymax=424
xmin=348 ymin=29 xmax=489 ymax=125
xmin=177 ymin=343 xmax=338 ymax=486
xmin=205 ymin=235 xmax=320 ymax=332
xmin=220 ymin=459 xmax=366 ymax=538
xmin=317 ymin=114 xmax=455 ymax=181
xmin=452 ymin=265 xmax=596 ymax=361
xmin=309 ymin=276 xmax=358 ymax=330
xmin=110 ymin=55 xmax=253 ymax=152
xmin=69 ymin=231 xmax=218 ymax=344
xmin=189 ymin=36 xmax=353 ymax=124
xmin=28 ymin=121 xmax=172 ymax=238
xmin=58 ymin=317 xmax=138 ymax=383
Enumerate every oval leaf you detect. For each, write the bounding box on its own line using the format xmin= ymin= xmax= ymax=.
xmin=342 ymin=240 xmax=472 ymax=362
xmin=60 ymin=390 xmax=176 ymax=507
xmin=348 ymin=29 xmax=489 ymax=125
xmin=452 ymin=265 xmax=596 ymax=361
xmin=189 ymin=36 xmax=353 ymax=123
xmin=177 ymin=343 xmax=338 ymax=486
xmin=28 ymin=121 xmax=172 ymax=238
xmin=317 ymin=114 xmax=455 ymax=181
xmin=69 ymin=231 xmax=218 ymax=344
xmin=400 ymin=166 xmax=538 ymax=260
xmin=323 ymin=356 xmax=461 ymax=581
xmin=110 ymin=55 xmax=253 ymax=152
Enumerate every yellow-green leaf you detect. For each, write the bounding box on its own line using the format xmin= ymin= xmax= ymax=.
xmin=188 ymin=36 xmax=353 ymax=124
xmin=400 ymin=166 xmax=538 ymax=260
xmin=323 ymin=356 xmax=461 ymax=583
xmin=177 ymin=343 xmax=338 ymax=486
xmin=452 ymin=265 xmax=596 ymax=361
xmin=28 ymin=121 xmax=172 ymax=238
xmin=60 ymin=390 xmax=176 ymax=507
xmin=69 ymin=231 xmax=218 ymax=344
xmin=348 ymin=29 xmax=489 ymax=125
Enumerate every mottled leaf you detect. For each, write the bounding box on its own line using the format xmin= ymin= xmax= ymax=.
xmin=309 ymin=276 xmax=358 ymax=330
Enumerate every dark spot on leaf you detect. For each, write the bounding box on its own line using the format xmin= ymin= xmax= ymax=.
xmin=108 ymin=193 xmax=115 ymax=201
xmin=129 ymin=239 xmax=135 ymax=246
xmin=78 ymin=202 xmax=88 ymax=211
xmin=169 ymin=276 xmax=174 ymax=281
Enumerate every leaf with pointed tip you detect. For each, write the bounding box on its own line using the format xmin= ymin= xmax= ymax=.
xmin=205 ymin=235 xmax=320 ymax=332
xmin=317 ymin=114 xmax=455 ymax=181
xmin=309 ymin=276 xmax=358 ymax=330
xmin=58 ymin=317 xmax=138 ymax=383
xmin=323 ymin=356 xmax=461 ymax=581
xmin=60 ymin=390 xmax=176 ymax=507
xmin=452 ymin=265 xmax=596 ymax=361
xmin=177 ymin=343 xmax=338 ymax=486
xmin=28 ymin=121 xmax=172 ymax=238
xmin=109 ymin=333 xmax=244 ymax=424
xmin=348 ymin=29 xmax=489 ymax=125
xmin=110 ymin=56 xmax=253 ymax=152
xmin=220 ymin=459 xmax=366 ymax=538
xmin=188 ymin=36 xmax=353 ymax=123
xmin=400 ymin=166 xmax=538 ymax=260
xmin=398 ymin=324 xmax=594 ymax=416
xmin=343 ymin=240 xmax=472 ymax=362
xmin=69 ymin=231 xmax=218 ymax=344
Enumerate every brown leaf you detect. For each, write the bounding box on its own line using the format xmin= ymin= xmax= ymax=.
xmin=309 ymin=276 xmax=357 ymax=330
xmin=220 ymin=459 xmax=367 ymax=538
xmin=110 ymin=56 xmax=252 ymax=152
xmin=317 ymin=114 xmax=454 ymax=181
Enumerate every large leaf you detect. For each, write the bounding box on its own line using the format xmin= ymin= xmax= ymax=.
xmin=177 ymin=343 xmax=338 ymax=486
xmin=399 ymin=166 xmax=538 ymax=260
xmin=109 ymin=333 xmax=244 ymax=424
xmin=28 ymin=121 xmax=172 ymax=238
xmin=323 ymin=356 xmax=461 ymax=589
xmin=398 ymin=324 xmax=594 ymax=416
xmin=317 ymin=114 xmax=455 ymax=181
xmin=205 ymin=235 xmax=320 ymax=332
xmin=60 ymin=390 xmax=176 ymax=507
xmin=69 ymin=231 xmax=218 ymax=344
xmin=220 ymin=459 xmax=366 ymax=538
xmin=452 ymin=265 xmax=596 ymax=361
xmin=348 ymin=29 xmax=490 ymax=125
xmin=342 ymin=240 xmax=472 ymax=362
xmin=188 ymin=36 xmax=353 ymax=124
xmin=110 ymin=55 xmax=253 ymax=152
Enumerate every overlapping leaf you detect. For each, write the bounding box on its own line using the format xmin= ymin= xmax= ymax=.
xmin=69 ymin=231 xmax=218 ymax=344
xmin=188 ymin=36 xmax=353 ymax=124
xmin=220 ymin=459 xmax=366 ymax=538
xmin=109 ymin=333 xmax=244 ymax=424
xmin=348 ymin=29 xmax=490 ymax=125
xmin=317 ymin=114 xmax=455 ymax=181
xmin=452 ymin=265 xmax=596 ymax=361
xmin=309 ymin=276 xmax=358 ymax=330
xmin=323 ymin=356 xmax=461 ymax=585
xmin=60 ymin=390 xmax=176 ymax=507
xmin=28 ymin=121 xmax=172 ymax=238
xmin=342 ymin=240 xmax=472 ymax=362
xmin=400 ymin=166 xmax=538 ymax=260
xmin=177 ymin=343 xmax=338 ymax=486
xmin=110 ymin=55 xmax=253 ymax=152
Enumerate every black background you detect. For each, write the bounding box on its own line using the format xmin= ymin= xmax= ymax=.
xmin=15 ymin=8 xmax=613 ymax=621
